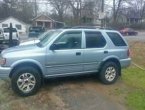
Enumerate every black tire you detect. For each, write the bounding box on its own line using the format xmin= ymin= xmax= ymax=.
xmin=11 ymin=66 xmax=42 ymax=96
xmin=99 ymin=62 xmax=119 ymax=84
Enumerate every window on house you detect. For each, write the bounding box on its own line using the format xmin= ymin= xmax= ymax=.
xmin=15 ymin=24 xmax=22 ymax=30
xmin=2 ymin=24 xmax=8 ymax=28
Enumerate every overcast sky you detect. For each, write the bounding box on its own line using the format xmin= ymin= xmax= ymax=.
xmin=0 ymin=0 xmax=113 ymax=13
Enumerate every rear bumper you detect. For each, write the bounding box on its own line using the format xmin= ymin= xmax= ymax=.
xmin=0 ymin=66 xmax=11 ymax=78
xmin=120 ymin=58 xmax=131 ymax=68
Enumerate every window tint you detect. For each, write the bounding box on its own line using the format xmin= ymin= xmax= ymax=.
xmin=85 ymin=31 xmax=106 ymax=48
xmin=54 ymin=31 xmax=82 ymax=49
xmin=4 ymin=28 xmax=17 ymax=32
xmin=107 ymin=32 xmax=127 ymax=46
xmin=29 ymin=27 xmax=44 ymax=32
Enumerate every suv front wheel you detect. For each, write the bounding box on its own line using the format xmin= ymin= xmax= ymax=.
xmin=11 ymin=66 xmax=42 ymax=96
xmin=99 ymin=62 xmax=119 ymax=84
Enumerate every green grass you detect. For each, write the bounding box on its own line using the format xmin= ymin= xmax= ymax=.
xmin=122 ymin=67 xmax=145 ymax=110
xmin=122 ymin=67 xmax=145 ymax=90
xmin=120 ymin=41 xmax=145 ymax=110
xmin=126 ymin=90 xmax=145 ymax=110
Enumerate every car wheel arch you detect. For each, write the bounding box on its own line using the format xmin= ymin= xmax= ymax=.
xmin=99 ymin=58 xmax=121 ymax=76
xmin=9 ymin=62 xmax=43 ymax=79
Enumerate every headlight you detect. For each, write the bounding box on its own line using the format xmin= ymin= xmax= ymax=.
xmin=0 ymin=57 xmax=6 ymax=65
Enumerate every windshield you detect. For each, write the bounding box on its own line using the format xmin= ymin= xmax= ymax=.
xmin=29 ymin=27 xmax=44 ymax=32
xmin=4 ymin=28 xmax=17 ymax=33
xmin=38 ymin=30 xmax=62 ymax=47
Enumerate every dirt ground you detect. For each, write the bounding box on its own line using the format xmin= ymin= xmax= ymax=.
xmin=0 ymin=75 xmax=128 ymax=110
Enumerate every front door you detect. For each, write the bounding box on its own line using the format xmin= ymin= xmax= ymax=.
xmin=46 ymin=31 xmax=83 ymax=76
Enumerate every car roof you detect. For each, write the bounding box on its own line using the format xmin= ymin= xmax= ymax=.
xmin=71 ymin=26 xmax=97 ymax=29
xmin=59 ymin=28 xmax=119 ymax=33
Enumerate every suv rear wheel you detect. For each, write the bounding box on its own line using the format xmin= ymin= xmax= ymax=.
xmin=99 ymin=62 xmax=119 ymax=84
xmin=11 ymin=66 xmax=42 ymax=96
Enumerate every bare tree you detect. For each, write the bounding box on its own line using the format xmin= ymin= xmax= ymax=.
xmin=68 ymin=0 xmax=84 ymax=25
xmin=0 ymin=0 xmax=35 ymax=23
xmin=126 ymin=0 xmax=145 ymax=20
xmin=68 ymin=0 xmax=101 ymax=25
xmin=82 ymin=1 xmax=102 ymax=25
xmin=48 ymin=0 xmax=102 ymax=25
xmin=48 ymin=0 xmax=69 ymax=22
xmin=113 ymin=0 xmax=125 ymax=23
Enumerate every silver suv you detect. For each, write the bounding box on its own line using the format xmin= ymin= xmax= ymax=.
xmin=0 ymin=29 xmax=131 ymax=96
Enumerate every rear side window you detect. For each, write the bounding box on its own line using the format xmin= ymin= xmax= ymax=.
xmin=85 ymin=31 xmax=106 ymax=48
xmin=107 ymin=32 xmax=127 ymax=46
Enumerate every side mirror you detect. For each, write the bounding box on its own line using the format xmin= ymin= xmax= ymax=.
xmin=50 ymin=44 xmax=58 ymax=50
xmin=50 ymin=42 xmax=66 ymax=50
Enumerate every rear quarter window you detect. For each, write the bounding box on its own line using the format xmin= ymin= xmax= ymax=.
xmin=107 ymin=32 xmax=127 ymax=46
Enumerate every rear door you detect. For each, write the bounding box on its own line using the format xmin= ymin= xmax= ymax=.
xmin=83 ymin=31 xmax=107 ymax=72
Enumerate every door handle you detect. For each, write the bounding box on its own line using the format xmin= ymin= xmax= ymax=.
xmin=104 ymin=51 xmax=108 ymax=54
xmin=76 ymin=52 xmax=81 ymax=56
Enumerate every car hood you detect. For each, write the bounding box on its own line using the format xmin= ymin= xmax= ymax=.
xmin=20 ymin=39 xmax=40 ymax=46
xmin=2 ymin=44 xmax=39 ymax=55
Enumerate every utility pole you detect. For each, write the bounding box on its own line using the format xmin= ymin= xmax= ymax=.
xmin=9 ymin=23 xmax=13 ymax=47
xmin=101 ymin=0 xmax=104 ymax=27
xmin=34 ymin=0 xmax=37 ymax=17
xmin=113 ymin=0 xmax=115 ymax=23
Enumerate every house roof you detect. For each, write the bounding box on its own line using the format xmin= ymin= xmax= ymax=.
xmin=0 ymin=16 xmax=27 ymax=25
xmin=32 ymin=14 xmax=54 ymax=22
xmin=32 ymin=14 xmax=65 ymax=24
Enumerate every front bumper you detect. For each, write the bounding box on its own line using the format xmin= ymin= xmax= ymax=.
xmin=0 ymin=66 xmax=11 ymax=78
xmin=120 ymin=58 xmax=131 ymax=68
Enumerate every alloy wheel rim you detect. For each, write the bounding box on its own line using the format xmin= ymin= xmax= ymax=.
xmin=17 ymin=73 xmax=36 ymax=93
xmin=105 ymin=66 xmax=116 ymax=82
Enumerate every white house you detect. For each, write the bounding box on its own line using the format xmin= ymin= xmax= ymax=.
xmin=32 ymin=14 xmax=65 ymax=29
xmin=0 ymin=17 xmax=27 ymax=34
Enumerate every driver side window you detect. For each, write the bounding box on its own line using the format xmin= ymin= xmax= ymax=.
xmin=53 ymin=31 xmax=82 ymax=50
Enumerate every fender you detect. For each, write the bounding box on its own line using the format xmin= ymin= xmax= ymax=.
xmin=11 ymin=59 xmax=46 ymax=75
xmin=102 ymin=55 xmax=120 ymax=62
